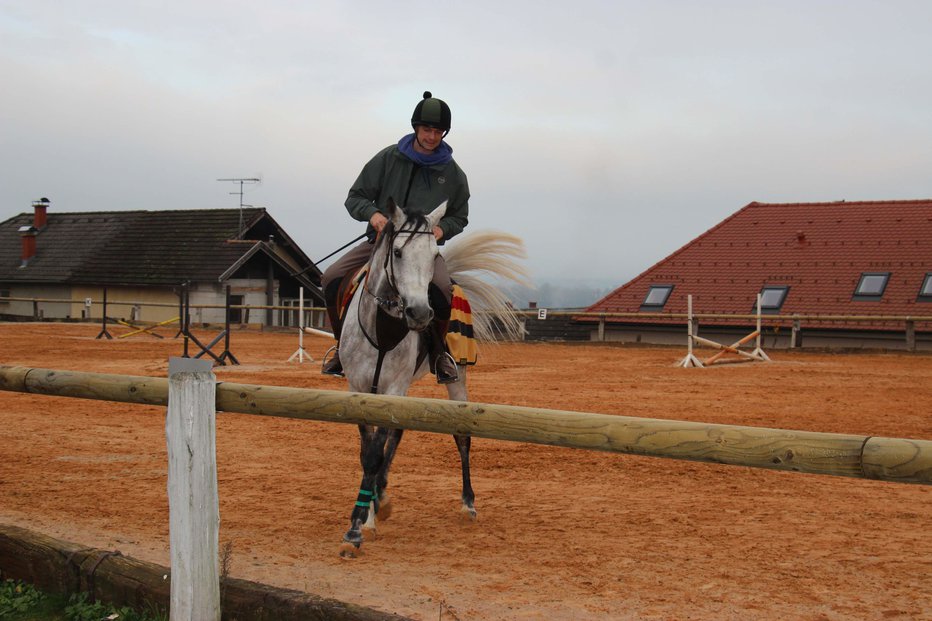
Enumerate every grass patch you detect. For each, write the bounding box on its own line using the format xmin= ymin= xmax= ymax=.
xmin=0 ymin=579 xmax=165 ymax=621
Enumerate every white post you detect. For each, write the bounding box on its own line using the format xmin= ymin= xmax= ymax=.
xmin=166 ymin=357 xmax=220 ymax=621
xmin=751 ymin=294 xmax=771 ymax=361
xmin=676 ymin=295 xmax=703 ymax=368
xmin=288 ymin=287 xmax=312 ymax=362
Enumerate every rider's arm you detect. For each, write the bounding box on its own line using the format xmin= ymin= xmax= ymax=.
xmin=436 ymin=165 xmax=470 ymax=242
xmin=344 ymin=147 xmax=390 ymax=223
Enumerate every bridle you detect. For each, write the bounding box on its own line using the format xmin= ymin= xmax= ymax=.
xmin=363 ymin=221 xmax=434 ymax=317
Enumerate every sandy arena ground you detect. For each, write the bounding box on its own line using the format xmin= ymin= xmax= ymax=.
xmin=0 ymin=322 xmax=930 ymax=620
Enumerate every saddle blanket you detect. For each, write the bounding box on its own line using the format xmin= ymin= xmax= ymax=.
xmin=447 ymin=284 xmax=478 ymax=365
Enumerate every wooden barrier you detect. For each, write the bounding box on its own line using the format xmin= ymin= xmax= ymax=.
xmin=1 ymin=364 xmax=929 ymax=485
xmin=0 ymin=524 xmax=406 ymax=621
xmin=117 ymin=316 xmax=180 ymax=339
xmin=2 ymin=361 xmax=930 ymax=616
xmin=678 ymin=294 xmax=770 ymax=367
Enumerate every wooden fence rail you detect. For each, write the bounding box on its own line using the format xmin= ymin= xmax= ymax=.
xmin=1 ymin=364 xmax=929 ymax=485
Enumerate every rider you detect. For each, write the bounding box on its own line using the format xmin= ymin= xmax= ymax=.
xmin=320 ymin=91 xmax=470 ymax=384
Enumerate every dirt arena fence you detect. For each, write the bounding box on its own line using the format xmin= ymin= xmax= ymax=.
xmin=4 ymin=293 xmax=932 ymax=351
xmin=2 ymin=358 xmax=931 ymax=618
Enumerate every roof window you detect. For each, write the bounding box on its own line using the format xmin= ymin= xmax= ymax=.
xmin=919 ymin=273 xmax=932 ymax=302
xmin=641 ymin=284 xmax=673 ymax=311
xmin=757 ymin=286 xmax=789 ymax=313
xmin=853 ymin=272 xmax=889 ymax=301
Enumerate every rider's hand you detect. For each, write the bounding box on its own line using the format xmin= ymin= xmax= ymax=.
xmin=369 ymin=212 xmax=388 ymax=233
xmin=433 ymin=226 xmax=444 ymax=242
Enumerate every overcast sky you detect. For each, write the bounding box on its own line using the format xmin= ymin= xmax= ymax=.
xmin=2 ymin=1 xmax=931 ymax=288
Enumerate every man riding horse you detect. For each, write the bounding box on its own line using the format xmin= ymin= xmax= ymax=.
xmin=321 ymin=91 xmax=469 ymax=384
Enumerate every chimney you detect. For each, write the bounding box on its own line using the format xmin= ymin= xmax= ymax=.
xmin=33 ymin=197 xmax=49 ymax=230
xmin=19 ymin=226 xmax=37 ymax=267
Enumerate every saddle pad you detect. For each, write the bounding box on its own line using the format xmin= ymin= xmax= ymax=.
xmin=447 ymin=284 xmax=478 ymax=365
xmin=337 ymin=266 xmax=369 ymax=319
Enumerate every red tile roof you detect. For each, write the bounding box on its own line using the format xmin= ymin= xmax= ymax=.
xmin=586 ymin=199 xmax=932 ymax=329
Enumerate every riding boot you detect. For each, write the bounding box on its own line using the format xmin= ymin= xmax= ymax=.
xmin=429 ymin=320 xmax=458 ymax=384
xmin=322 ymin=281 xmax=345 ymax=377
xmin=322 ymin=347 xmax=344 ymax=377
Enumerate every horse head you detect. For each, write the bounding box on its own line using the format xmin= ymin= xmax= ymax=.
xmin=376 ymin=199 xmax=447 ymax=332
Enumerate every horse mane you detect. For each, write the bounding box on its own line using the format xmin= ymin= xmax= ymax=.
xmin=442 ymin=230 xmax=531 ymax=342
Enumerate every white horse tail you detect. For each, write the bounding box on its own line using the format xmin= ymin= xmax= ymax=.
xmin=442 ymin=230 xmax=531 ymax=342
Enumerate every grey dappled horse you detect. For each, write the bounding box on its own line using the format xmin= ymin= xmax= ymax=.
xmin=337 ymin=200 xmax=527 ymax=557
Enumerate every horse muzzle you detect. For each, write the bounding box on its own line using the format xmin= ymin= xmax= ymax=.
xmin=403 ymin=304 xmax=434 ymax=332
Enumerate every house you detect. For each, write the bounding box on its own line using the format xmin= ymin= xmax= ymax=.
xmin=583 ymin=199 xmax=932 ymax=350
xmin=0 ymin=198 xmax=325 ymax=327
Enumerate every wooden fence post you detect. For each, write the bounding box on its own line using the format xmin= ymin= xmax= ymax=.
xmin=905 ymin=320 xmax=915 ymax=352
xmin=166 ymin=357 xmax=220 ymax=621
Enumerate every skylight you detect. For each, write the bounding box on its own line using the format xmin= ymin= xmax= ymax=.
xmin=853 ymin=272 xmax=890 ymax=300
xmin=757 ymin=286 xmax=789 ymax=313
xmin=919 ymin=273 xmax=932 ymax=302
xmin=641 ymin=284 xmax=673 ymax=310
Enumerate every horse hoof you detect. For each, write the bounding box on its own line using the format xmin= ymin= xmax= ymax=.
xmin=339 ymin=541 xmax=362 ymax=558
xmin=377 ymin=497 xmax=393 ymax=521
xmin=459 ymin=505 xmax=478 ymax=522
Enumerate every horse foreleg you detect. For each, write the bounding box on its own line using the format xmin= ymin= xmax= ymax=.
xmin=454 ymin=434 xmax=477 ymax=521
xmin=340 ymin=426 xmax=388 ymax=557
xmin=446 ymin=370 xmax=476 ymax=520
xmin=374 ymin=428 xmax=404 ymax=522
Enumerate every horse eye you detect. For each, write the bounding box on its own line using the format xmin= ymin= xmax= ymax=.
xmin=393 ymin=248 xmax=403 ymax=259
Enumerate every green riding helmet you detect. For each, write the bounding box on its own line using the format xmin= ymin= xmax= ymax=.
xmin=411 ymin=91 xmax=451 ymax=133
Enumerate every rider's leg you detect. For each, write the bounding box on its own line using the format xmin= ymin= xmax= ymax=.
xmin=428 ymin=255 xmax=457 ymax=384
xmin=321 ymin=279 xmax=345 ymax=376
xmin=321 ymin=241 xmax=374 ymax=377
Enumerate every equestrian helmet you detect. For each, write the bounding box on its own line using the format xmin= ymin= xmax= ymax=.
xmin=411 ymin=91 xmax=451 ymax=132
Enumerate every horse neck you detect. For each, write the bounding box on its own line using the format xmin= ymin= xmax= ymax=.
xmin=355 ymin=236 xmax=397 ymax=333
xmin=364 ymin=237 xmax=393 ymax=301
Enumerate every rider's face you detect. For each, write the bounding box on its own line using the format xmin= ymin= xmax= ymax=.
xmin=413 ymin=125 xmax=444 ymax=154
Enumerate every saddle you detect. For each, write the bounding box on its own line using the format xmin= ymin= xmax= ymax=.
xmin=336 ymin=268 xmax=478 ymax=366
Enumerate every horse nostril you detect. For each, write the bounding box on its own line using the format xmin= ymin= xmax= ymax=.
xmin=404 ymin=306 xmax=433 ymax=326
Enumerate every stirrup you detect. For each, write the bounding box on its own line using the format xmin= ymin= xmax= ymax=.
xmin=321 ymin=346 xmax=344 ymax=377
xmin=434 ymin=351 xmax=459 ymax=385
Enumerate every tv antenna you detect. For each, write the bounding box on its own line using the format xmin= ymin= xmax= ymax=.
xmin=217 ymin=177 xmax=261 ymax=237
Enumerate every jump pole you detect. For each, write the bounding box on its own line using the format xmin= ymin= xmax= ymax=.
xmin=287 ymin=288 xmax=314 ymax=363
xmin=303 ymin=326 xmax=336 ymax=339
xmin=703 ymin=293 xmax=769 ymax=364
xmin=3 ymin=364 xmax=930 ymax=485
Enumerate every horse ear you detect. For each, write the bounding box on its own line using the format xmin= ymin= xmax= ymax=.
xmin=426 ymin=200 xmax=447 ymax=228
xmin=386 ymin=197 xmax=406 ymax=228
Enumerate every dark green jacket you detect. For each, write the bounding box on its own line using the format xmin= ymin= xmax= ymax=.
xmin=344 ymin=144 xmax=470 ymax=243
